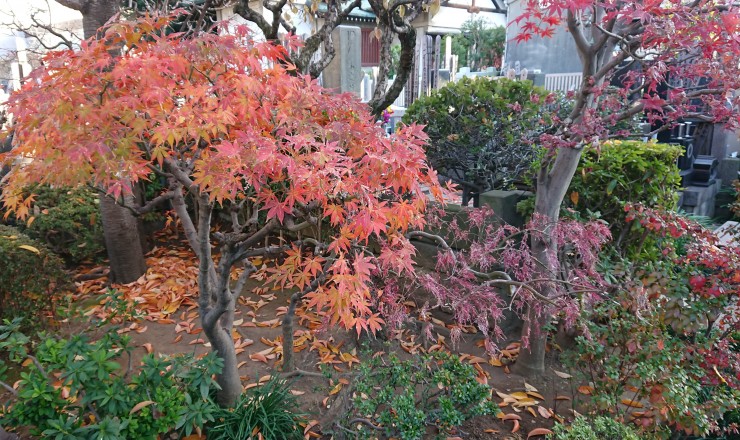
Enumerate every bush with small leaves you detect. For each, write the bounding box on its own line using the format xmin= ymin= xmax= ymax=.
xmin=0 ymin=317 xmax=222 ymax=439
xmin=345 ymin=351 xmax=497 ymax=439
xmin=549 ymin=416 xmax=640 ymax=440
xmin=564 ymin=140 xmax=683 ymax=258
xmin=0 ymin=225 xmax=69 ymax=330
xmin=17 ymin=185 xmax=105 ymax=265
xmin=207 ymin=375 xmax=306 ymax=440
xmin=403 ymin=77 xmax=551 ymax=202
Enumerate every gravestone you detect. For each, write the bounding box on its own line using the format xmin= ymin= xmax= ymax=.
xmin=323 ymin=26 xmax=362 ymax=95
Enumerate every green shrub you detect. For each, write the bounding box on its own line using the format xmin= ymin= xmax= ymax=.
xmin=345 ymin=350 xmax=497 ymax=439
xmin=0 ymin=225 xmax=68 ymax=329
xmin=17 ymin=185 xmax=105 ymax=265
xmin=564 ymin=139 xmax=682 ymax=258
xmin=0 ymin=317 xmax=222 ymax=439
xmin=208 ymin=376 xmax=306 ymax=440
xmin=403 ymin=77 xmax=550 ymax=201
xmin=549 ymin=416 xmax=640 ymax=440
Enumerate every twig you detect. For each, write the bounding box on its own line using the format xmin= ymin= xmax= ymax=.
xmin=0 ymin=380 xmax=17 ymax=397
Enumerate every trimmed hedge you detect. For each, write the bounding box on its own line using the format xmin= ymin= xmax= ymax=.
xmin=403 ymin=77 xmax=550 ymax=199
xmin=565 ymin=139 xmax=683 ymax=257
xmin=0 ymin=225 xmax=69 ymax=328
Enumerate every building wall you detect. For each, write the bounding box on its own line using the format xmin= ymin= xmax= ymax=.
xmin=503 ymin=0 xmax=581 ymax=74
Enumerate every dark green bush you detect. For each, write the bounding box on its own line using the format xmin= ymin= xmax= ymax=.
xmin=564 ymin=140 xmax=682 ymax=258
xmin=345 ymin=350 xmax=497 ymax=439
xmin=19 ymin=185 xmax=104 ymax=265
xmin=403 ymin=77 xmax=550 ymax=202
xmin=0 ymin=317 xmax=222 ymax=439
xmin=208 ymin=376 xmax=306 ymax=440
xmin=0 ymin=225 xmax=68 ymax=329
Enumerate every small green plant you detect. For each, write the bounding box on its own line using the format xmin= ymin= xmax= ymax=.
xmin=207 ymin=375 xmax=306 ymax=440
xmin=17 ymin=185 xmax=104 ymax=265
xmin=0 ymin=318 xmax=222 ymax=439
xmin=0 ymin=224 xmax=69 ymax=330
xmin=549 ymin=416 xmax=641 ymax=440
xmin=345 ymin=351 xmax=497 ymax=439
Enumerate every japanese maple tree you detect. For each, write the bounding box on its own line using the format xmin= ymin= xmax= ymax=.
xmin=510 ymin=0 xmax=740 ymax=375
xmin=1 ymin=15 xmax=443 ymax=406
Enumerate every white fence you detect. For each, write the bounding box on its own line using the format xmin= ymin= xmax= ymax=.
xmin=544 ymin=73 xmax=583 ymax=93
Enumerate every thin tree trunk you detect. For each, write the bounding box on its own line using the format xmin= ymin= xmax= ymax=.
xmin=281 ymin=292 xmax=302 ymax=372
xmin=513 ymin=147 xmax=582 ymax=376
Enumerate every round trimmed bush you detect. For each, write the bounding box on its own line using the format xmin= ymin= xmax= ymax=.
xmin=403 ymin=77 xmax=551 ymax=202
xmin=0 ymin=224 xmax=69 ymax=328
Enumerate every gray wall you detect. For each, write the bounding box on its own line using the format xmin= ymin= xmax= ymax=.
xmin=504 ymin=0 xmax=583 ymax=74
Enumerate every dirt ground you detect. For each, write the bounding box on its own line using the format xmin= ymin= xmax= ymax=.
xmin=1 ymin=232 xmax=585 ymax=439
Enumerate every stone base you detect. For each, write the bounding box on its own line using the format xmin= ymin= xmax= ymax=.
xmin=679 ymin=180 xmax=722 ymax=217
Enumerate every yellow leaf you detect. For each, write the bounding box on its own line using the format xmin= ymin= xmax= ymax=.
xmin=527 ymin=391 xmax=545 ymax=400
xmin=489 ymin=357 xmax=503 ymax=367
xmin=329 ymin=383 xmax=343 ymax=395
xmin=130 ymin=400 xmax=156 ymax=414
xmin=570 ymin=191 xmax=579 ymax=205
xmin=18 ymin=244 xmax=40 ymax=254
xmin=510 ymin=391 xmax=530 ymax=400
xmin=621 ymin=398 xmax=644 ymax=408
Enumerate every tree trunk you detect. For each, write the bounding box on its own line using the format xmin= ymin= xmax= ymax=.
xmin=100 ymin=194 xmax=147 ymax=283
xmin=57 ymin=0 xmax=147 ymax=283
xmin=513 ymin=147 xmax=583 ymax=376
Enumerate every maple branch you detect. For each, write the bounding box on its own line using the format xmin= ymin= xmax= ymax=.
xmin=193 ymin=0 xmax=214 ymax=35
xmin=284 ymin=215 xmax=317 ymax=232
xmin=26 ymin=12 xmax=77 ymax=51
xmin=296 ymin=0 xmax=361 ymax=75
xmin=406 ymin=231 xmax=451 ymax=250
xmin=567 ymin=10 xmax=591 ymax=60
xmin=164 ymin=158 xmax=197 ymax=191
xmin=0 ymin=380 xmax=17 ymax=397
xmin=234 ymin=1 xmax=274 ymax=39
xmin=132 ymin=190 xmax=175 ymax=215
xmin=172 ymin=184 xmax=201 ymax=257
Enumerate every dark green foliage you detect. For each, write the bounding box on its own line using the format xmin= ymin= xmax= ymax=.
xmin=347 ymin=351 xmax=497 ymax=439
xmin=0 ymin=225 xmax=68 ymax=329
xmin=403 ymin=77 xmax=550 ymax=198
xmin=19 ymin=185 xmax=104 ymax=265
xmin=0 ymin=316 xmax=222 ymax=439
xmin=549 ymin=416 xmax=640 ymax=440
xmin=447 ymin=17 xmax=505 ymax=71
xmin=564 ymin=140 xmax=683 ymax=258
xmin=208 ymin=375 xmax=306 ymax=440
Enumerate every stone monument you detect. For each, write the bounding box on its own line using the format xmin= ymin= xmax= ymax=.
xmin=322 ymin=26 xmax=362 ymax=96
